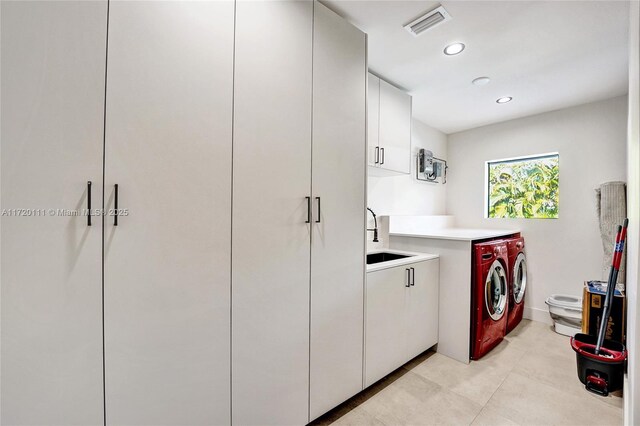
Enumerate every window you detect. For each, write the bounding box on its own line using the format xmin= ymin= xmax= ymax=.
xmin=486 ymin=153 xmax=559 ymax=219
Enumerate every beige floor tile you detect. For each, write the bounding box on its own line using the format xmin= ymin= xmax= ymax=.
xmin=485 ymin=371 xmax=623 ymax=426
xmin=513 ymin=325 xmax=624 ymax=409
xmin=473 ymin=336 xmax=528 ymax=371
xmin=330 ymin=407 xmax=385 ymax=426
xmin=470 ymin=406 xmax=520 ymax=426
xmin=314 ymin=319 xmax=622 ymax=426
xmin=359 ymin=371 xmax=482 ymax=426
xmin=312 ymin=399 xmax=366 ymax=425
xmin=404 ymin=389 xmax=483 ymax=426
xmin=393 ymin=371 xmax=482 ymax=426
xmin=512 ymin=336 xmax=578 ymax=390
xmin=408 ymin=352 xmax=509 ymax=406
xmin=357 ymin=371 xmax=440 ymax=424
xmin=504 ymin=319 xmax=547 ymax=346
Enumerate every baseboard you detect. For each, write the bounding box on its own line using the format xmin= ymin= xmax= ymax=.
xmin=624 ymin=373 xmax=630 ymax=426
xmin=523 ymin=306 xmax=553 ymax=325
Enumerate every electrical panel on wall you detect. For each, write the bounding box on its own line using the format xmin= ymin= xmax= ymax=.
xmin=417 ymin=149 xmax=447 ymax=184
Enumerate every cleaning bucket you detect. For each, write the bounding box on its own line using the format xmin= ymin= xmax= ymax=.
xmin=570 ymin=218 xmax=628 ymax=397
xmin=570 ymin=333 xmax=626 ymax=396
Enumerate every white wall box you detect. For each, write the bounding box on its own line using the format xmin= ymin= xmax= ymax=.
xmin=365 ymin=258 xmax=439 ymax=387
xmin=102 ymin=2 xmax=234 ymax=424
xmin=1 ymin=1 xmax=107 ymax=424
xmin=368 ymin=73 xmax=412 ymax=176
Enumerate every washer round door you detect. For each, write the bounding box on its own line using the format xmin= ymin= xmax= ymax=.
xmin=513 ymin=252 xmax=527 ymax=304
xmin=485 ymin=260 xmax=507 ymax=320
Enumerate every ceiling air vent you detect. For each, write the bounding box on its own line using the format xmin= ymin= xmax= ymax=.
xmin=404 ymin=5 xmax=451 ymax=37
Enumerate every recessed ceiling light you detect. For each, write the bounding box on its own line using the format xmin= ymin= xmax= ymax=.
xmin=496 ymin=97 xmax=513 ymax=104
xmin=444 ymin=42 xmax=465 ymax=56
xmin=472 ymin=77 xmax=491 ymax=86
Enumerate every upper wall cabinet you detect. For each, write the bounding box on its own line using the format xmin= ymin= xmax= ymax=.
xmin=368 ymin=73 xmax=412 ymax=176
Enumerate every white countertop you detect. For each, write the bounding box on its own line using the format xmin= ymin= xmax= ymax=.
xmin=366 ymin=249 xmax=439 ymax=273
xmin=389 ymin=228 xmax=519 ymax=241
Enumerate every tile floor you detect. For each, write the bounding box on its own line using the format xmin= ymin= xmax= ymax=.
xmin=312 ymin=320 xmax=623 ymax=426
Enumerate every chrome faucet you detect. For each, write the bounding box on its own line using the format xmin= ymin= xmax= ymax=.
xmin=367 ymin=207 xmax=379 ymax=243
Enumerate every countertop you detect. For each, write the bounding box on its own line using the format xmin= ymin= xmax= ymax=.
xmin=389 ymin=228 xmax=519 ymax=241
xmin=366 ymin=249 xmax=439 ymax=273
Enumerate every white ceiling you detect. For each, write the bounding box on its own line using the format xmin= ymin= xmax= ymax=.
xmin=323 ymin=0 xmax=630 ymax=134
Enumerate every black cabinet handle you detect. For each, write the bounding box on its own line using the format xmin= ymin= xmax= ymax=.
xmin=406 ymin=268 xmax=411 ymax=287
xmin=374 ymin=146 xmax=379 ymax=164
xmin=114 ymin=184 xmax=119 ymax=226
xmin=87 ymin=181 xmax=92 ymax=226
xmin=380 ymin=147 xmax=385 ymax=165
xmin=315 ymin=197 xmax=321 ymax=223
xmin=410 ymin=267 xmax=415 ymax=286
xmin=305 ymin=196 xmax=311 ymax=223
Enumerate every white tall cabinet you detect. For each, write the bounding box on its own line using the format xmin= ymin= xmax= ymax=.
xmin=1 ymin=1 xmax=366 ymax=424
xmin=232 ymin=2 xmax=366 ymax=424
xmin=1 ymin=2 xmax=107 ymax=424
xmin=103 ymin=2 xmax=233 ymax=424
xmin=232 ymin=2 xmax=313 ymax=425
xmin=310 ymin=3 xmax=366 ymax=421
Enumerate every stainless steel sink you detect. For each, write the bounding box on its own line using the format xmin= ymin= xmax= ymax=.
xmin=366 ymin=252 xmax=412 ymax=265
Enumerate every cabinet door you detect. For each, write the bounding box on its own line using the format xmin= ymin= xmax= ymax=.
xmin=232 ymin=1 xmax=313 ymax=424
xmin=103 ymin=2 xmax=233 ymax=424
xmin=0 ymin=2 xmax=107 ymax=424
xmin=407 ymin=259 xmax=440 ymax=360
xmin=310 ymin=2 xmax=366 ymax=420
xmin=378 ymin=79 xmax=411 ymax=174
xmin=367 ymin=73 xmax=381 ymax=167
xmin=365 ymin=267 xmax=409 ymax=387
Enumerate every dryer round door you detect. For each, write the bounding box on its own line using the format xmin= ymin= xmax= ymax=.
xmin=485 ymin=260 xmax=507 ymax=321
xmin=513 ymin=252 xmax=527 ymax=304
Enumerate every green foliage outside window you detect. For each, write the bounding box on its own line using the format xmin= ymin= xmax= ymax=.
xmin=487 ymin=154 xmax=559 ymax=219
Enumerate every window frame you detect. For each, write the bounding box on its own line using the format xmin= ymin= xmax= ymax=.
xmin=484 ymin=152 xmax=560 ymax=219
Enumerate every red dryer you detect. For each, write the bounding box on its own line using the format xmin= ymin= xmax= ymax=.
xmin=471 ymin=240 xmax=509 ymax=360
xmin=505 ymin=236 xmax=527 ymax=334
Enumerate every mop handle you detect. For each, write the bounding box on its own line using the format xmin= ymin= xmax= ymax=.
xmin=595 ymin=220 xmax=628 ymax=354
xmin=612 ymin=219 xmax=628 ymax=270
xmin=595 ymin=227 xmax=621 ymax=354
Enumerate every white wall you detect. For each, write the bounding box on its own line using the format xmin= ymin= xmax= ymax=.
xmin=367 ymin=118 xmax=447 ymax=249
xmin=625 ymin=2 xmax=639 ymax=425
xmin=447 ymin=96 xmax=628 ymax=323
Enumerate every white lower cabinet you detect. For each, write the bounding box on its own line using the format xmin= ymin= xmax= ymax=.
xmin=407 ymin=260 xmax=440 ymax=360
xmin=365 ymin=259 xmax=439 ymax=387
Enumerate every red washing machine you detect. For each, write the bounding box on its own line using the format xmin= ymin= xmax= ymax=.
xmin=505 ymin=236 xmax=527 ymax=334
xmin=471 ymin=240 xmax=509 ymax=360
